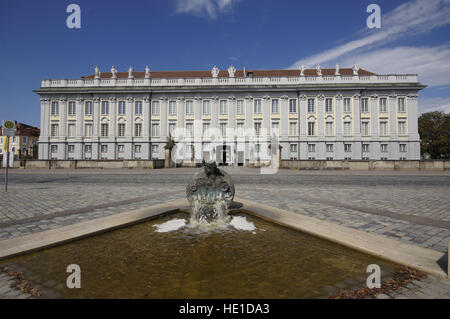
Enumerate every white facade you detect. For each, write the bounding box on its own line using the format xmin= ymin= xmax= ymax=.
xmin=35 ymin=65 xmax=425 ymax=164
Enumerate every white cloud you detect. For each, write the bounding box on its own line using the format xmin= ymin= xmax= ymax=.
xmin=175 ymin=0 xmax=237 ymax=19
xmin=337 ymin=45 xmax=450 ymax=87
xmin=419 ymin=97 xmax=450 ymax=114
xmin=291 ymin=0 xmax=450 ymax=68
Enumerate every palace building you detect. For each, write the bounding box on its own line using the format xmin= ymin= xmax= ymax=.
xmin=35 ymin=64 xmax=425 ymax=165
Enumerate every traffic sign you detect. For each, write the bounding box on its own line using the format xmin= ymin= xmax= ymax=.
xmin=2 ymin=120 xmax=16 ymax=137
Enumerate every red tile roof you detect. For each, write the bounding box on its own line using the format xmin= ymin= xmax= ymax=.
xmin=81 ymin=68 xmax=375 ymax=79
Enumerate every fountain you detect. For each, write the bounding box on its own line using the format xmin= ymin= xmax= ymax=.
xmin=186 ymin=160 xmax=235 ymax=224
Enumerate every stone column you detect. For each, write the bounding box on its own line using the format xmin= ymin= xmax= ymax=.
xmin=74 ymin=98 xmax=84 ymax=159
xmin=317 ymin=94 xmax=325 ymax=159
xmin=92 ymin=97 xmax=100 ymax=160
xmin=143 ymin=97 xmax=151 ymax=159
xmin=389 ymin=94 xmax=398 ymax=160
xmin=212 ymin=96 xmax=219 ymax=132
xmin=407 ymin=94 xmax=420 ymax=160
xmin=299 ymin=95 xmax=307 ymax=160
xmin=126 ymin=96 xmax=133 ymax=159
xmin=58 ymin=98 xmax=67 ymax=159
xmin=109 ymin=97 xmax=117 ymax=160
xmin=281 ymin=95 xmax=288 ymax=139
xmin=263 ymin=96 xmax=270 ymax=136
xmin=352 ymin=94 xmax=362 ymax=160
xmin=371 ymin=95 xmax=379 ymax=139
xmin=161 ymin=97 xmax=168 ymax=140
xmin=177 ymin=97 xmax=185 ymax=131
xmin=39 ymin=98 xmax=50 ymax=159
xmin=245 ymin=96 xmax=253 ymax=130
xmin=371 ymin=95 xmax=380 ymax=160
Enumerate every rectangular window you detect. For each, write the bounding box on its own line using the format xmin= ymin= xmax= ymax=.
xmin=236 ymin=122 xmax=244 ymax=135
xmin=254 ymin=122 xmax=261 ymax=135
xmin=289 ymin=122 xmax=297 ymax=136
xmin=325 ymin=98 xmax=333 ymax=113
xmin=398 ymin=98 xmax=406 ymax=113
xmin=379 ymin=98 xmax=387 ymax=113
xmin=101 ymin=101 xmax=109 ymax=115
xmin=380 ymin=121 xmax=388 ymax=136
xmin=68 ymin=124 xmax=75 ymax=137
xmin=151 ymin=145 xmax=159 ymax=155
xmin=271 ymin=122 xmax=280 ymax=136
xmin=85 ymin=145 xmax=92 ymax=153
xmin=169 ymin=101 xmax=177 ymax=115
xmin=271 ymin=99 xmax=279 ymax=114
xmin=343 ymin=98 xmax=351 ymax=113
xmin=85 ymin=101 xmax=93 ymax=115
xmin=361 ymin=98 xmax=369 ymax=113
xmin=135 ymin=145 xmax=142 ymax=153
xmin=399 ymin=144 xmax=407 ymax=153
xmin=220 ymin=122 xmax=227 ymax=136
xmin=325 ymin=122 xmax=333 ymax=136
xmin=362 ymin=144 xmax=370 ymax=152
xmin=236 ymin=100 xmax=244 ymax=115
xmin=68 ymin=145 xmax=74 ymax=153
xmin=118 ymin=123 xmax=125 ymax=137
xmin=101 ymin=123 xmax=109 ymax=137
xmin=255 ymin=144 xmax=261 ymax=153
xmin=186 ymin=100 xmax=194 ymax=115
xmin=289 ymin=99 xmax=297 ymax=113
xmin=308 ymin=144 xmax=316 ymax=152
xmin=68 ymin=101 xmax=76 ymax=115
xmin=220 ymin=100 xmax=228 ymax=115
xmin=203 ymin=100 xmax=211 ymax=115
xmin=135 ymin=101 xmax=143 ymax=115
xmin=398 ymin=121 xmax=407 ymax=135
xmin=290 ymin=144 xmax=298 ymax=153
xmin=85 ymin=123 xmax=93 ymax=137
xmin=118 ymin=101 xmax=126 ymax=115
xmin=51 ymin=145 xmax=58 ymax=153
xmin=118 ymin=145 xmax=124 ymax=153
xmin=101 ymin=145 xmax=108 ymax=153
xmin=362 ymin=122 xmax=370 ymax=136
xmin=186 ymin=122 xmax=193 ymax=136
xmin=344 ymin=122 xmax=352 ymax=136
xmin=326 ymin=144 xmax=333 ymax=152
xmin=152 ymin=122 xmax=160 ymax=137
xmin=168 ymin=122 xmax=176 ymax=135
xmin=202 ymin=122 xmax=210 ymax=137
xmin=51 ymin=124 xmax=59 ymax=137
xmin=308 ymin=122 xmax=315 ymax=136
xmin=51 ymin=102 xmax=59 ymax=116
xmin=381 ymin=144 xmax=388 ymax=153
xmin=135 ymin=123 xmax=142 ymax=137
xmin=344 ymin=144 xmax=352 ymax=152
xmin=307 ymin=98 xmax=315 ymax=113
xmin=254 ymin=99 xmax=262 ymax=114
xmin=152 ymin=101 xmax=160 ymax=115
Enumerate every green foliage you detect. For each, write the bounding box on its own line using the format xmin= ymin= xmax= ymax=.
xmin=418 ymin=111 xmax=450 ymax=159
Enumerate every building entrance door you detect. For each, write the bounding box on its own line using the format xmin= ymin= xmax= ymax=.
xmin=216 ymin=144 xmax=231 ymax=166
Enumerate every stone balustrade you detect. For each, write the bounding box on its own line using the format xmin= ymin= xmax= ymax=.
xmin=40 ymin=74 xmax=419 ymax=88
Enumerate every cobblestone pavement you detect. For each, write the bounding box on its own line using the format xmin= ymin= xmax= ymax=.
xmin=0 ymin=168 xmax=449 ymax=299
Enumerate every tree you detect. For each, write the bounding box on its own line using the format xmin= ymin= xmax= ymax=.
xmin=418 ymin=111 xmax=450 ymax=159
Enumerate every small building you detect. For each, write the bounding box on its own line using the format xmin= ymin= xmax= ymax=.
xmin=0 ymin=122 xmax=40 ymax=160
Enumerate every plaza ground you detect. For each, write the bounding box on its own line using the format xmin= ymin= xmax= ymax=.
xmin=0 ymin=168 xmax=449 ymax=298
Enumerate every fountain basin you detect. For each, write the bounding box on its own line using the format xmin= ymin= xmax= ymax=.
xmin=0 ymin=211 xmax=398 ymax=298
xmin=0 ymin=197 xmax=446 ymax=298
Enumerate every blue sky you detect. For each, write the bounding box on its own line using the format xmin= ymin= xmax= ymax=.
xmin=0 ymin=0 xmax=449 ymax=127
